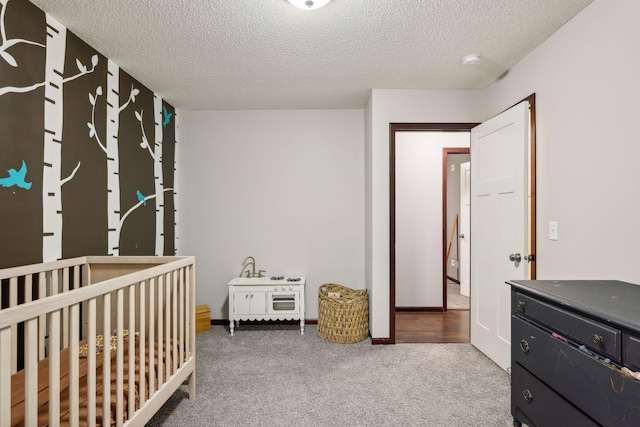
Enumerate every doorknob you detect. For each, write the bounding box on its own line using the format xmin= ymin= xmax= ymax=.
xmin=509 ymin=253 xmax=522 ymax=262
xmin=459 ymin=234 xmax=465 ymax=239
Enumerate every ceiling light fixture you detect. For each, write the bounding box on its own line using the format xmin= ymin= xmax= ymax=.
xmin=461 ymin=54 xmax=482 ymax=66
xmin=287 ymin=0 xmax=331 ymax=10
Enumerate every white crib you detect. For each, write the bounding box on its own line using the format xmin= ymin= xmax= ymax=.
xmin=0 ymin=256 xmax=196 ymax=426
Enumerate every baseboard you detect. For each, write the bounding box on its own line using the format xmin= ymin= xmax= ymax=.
xmin=446 ymin=276 xmax=460 ymax=284
xmin=371 ymin=337 xmax=393 ymax=345
xmin=396 ymin=307 xmax=445 ymax=312
xmin=211 ymin=319 xmax=318 ymax=325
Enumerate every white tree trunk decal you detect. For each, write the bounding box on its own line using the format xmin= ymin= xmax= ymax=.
xmin=153 ymin=96 xmax=164 ymax=255
xmin=105 ymin=60 xmax=139 ymax=255
xmin=106 ymin=60 xmax=121 ymax=255
xmin=41 ymin=14 xmax=66 ymax=262
xmin=41 ymin=15 xmax=98 ymax=262
xmin=134 ymin=104 xmax=165 ymax=256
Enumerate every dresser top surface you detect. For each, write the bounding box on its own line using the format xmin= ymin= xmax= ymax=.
xmin=508 ymin=279 xmax=640 ymax=331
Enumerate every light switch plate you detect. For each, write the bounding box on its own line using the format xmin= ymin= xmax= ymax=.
xmin=549 ymin=221 xmax=558 ymax=241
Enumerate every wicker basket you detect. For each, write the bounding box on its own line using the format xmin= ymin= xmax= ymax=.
xmin=318 ymin=284 xmax=369 ymax=343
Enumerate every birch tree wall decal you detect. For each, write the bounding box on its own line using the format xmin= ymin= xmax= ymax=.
xmin=1 ymin=1 xmax=177 ymax=265
xmin=0 ymin=0 xmax=44 ymax=70
xmin=87 ymin=85 xmax=106 ymax=152
xmin=119 ymin=187 xmax=173 ymax=233
xmin=0 ymin=1 xmax=96 ymax=98
xmin=106 ymin=60 xmax=139 ymax=255
xmin=154 ymin=96 xmax=165 ymax=255
xmin=134 ymin=101 xmax=165 ymax=256
xmin=41 ymin=14 xmax=98 ymax=262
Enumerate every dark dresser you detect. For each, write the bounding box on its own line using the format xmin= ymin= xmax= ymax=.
xmin=508 ymin=279 xmax=640 ymax=427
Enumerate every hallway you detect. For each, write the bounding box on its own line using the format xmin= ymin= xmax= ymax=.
xmin=396 ymin=279 xmax=470 ymax=344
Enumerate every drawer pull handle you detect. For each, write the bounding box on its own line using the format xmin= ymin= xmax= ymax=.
xmin=517 ymin=301 xmax=525 ymax=311
xmin=592 ymin=334 xmax=604 ymax=344
xmin=520 ymin=339 xmax=530 ymax=354
xmin=523 ymin=389 xmax=533 ymax=403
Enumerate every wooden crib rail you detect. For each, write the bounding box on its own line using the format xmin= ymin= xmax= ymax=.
xmin=0 ymin=256 xmax=196 ymax=427
xmin=0 ymin=257 xmax=88 ymax=374
xmin=0 ymin=257 xmax=87 ymax=282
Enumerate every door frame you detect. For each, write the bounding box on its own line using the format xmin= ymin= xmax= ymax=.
xmin=388 ymin=95 xmax=537 ymax=345
xmin=389 ymin=123 xmax=478 ymax=345
xmin=442 ymin=147 xmax=471 ymax=310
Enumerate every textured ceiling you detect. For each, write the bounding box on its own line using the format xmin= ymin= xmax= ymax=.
xmin=29 ymin=0 xmax=594 ymax=110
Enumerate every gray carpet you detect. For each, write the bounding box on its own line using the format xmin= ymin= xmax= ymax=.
xmin=146 ymin=325 xmax=512 ymax=426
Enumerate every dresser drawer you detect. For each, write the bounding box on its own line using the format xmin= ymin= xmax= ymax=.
xmin=514 ymin=291 xmax=621 ymax=361
xmin=513 ymin=316 xmax=640 ymax=426
xmin=511 ymin=363 xmax=598 ymax=427
xmin=624 ymin=334 xmax=640 ymax=371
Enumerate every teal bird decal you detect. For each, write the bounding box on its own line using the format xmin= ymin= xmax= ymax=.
xmin=136 ymin=189 xmax=147 ymax=206
xmin=0 ymin=160 xmax=32 ymax=190
xmin=163 ymin=105 xmax=173 ymax=128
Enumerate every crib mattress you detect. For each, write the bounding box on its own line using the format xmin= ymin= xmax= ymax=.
xmin=10 ymin=338 xmax=178 ymax=427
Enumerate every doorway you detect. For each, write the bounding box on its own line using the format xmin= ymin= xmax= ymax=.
xmin=390 ymin=123 xmax=477 ymax=344
xmin=444 ymin=150 xmax=470 ymax=311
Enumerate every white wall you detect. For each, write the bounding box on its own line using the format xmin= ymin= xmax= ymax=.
xmin=177 ymin=110 xmax=365 ymax=320
xmin=484 ymin=0 xmax=640 ymax=283
xmin=395 ymin=132 xmax=469 ymax=307
xmin=367 ymin=90 xmax=484 ymax=338
xmin=175 ymin=0 xmax=634 ymax=340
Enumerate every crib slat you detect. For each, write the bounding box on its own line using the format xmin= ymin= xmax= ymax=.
xmin=74 ymin=265 xmax=80 ymax=289
xmin=139 ymin=280 xmax=146 ymax=406
xmin=188 ymin=265 xmax=196 ymax=399
xmin=184 ymin=267 xmax=190 ymax=362
xmin=128 ymin=284 xmax=136 ymax=417
xmin=0 ymin=328 xmax=12 ymax=427
xmin=62 ymin=268 xmax=70 ymax=348
xmin=165 ymin=273 xmax=171 ymax=376
xmin=148 ymin=277 xmax=156 ymax=398
xmin=172 ymin=270 xmax=178 ymax=374
xmin=69 ymin=303 xmax=80 ymax=427
xmin=49 ymin=310 xmax=61 ymax=427
xmin=102 ymin=293 xmax=111 ymax=426
xmin=9 ymin=277 xmax=18 ymax=374
xmin=38 ymin=272 xmax=46 ymax=360
xmin=179 ymin=268 xmax=184 ymax=367
xmin=116 ymin=288 xmax=124 ymax=427
xmin=25 ymin=274 xmax=33 ymax=303
xmin=87 ymin=298 xmax=97 ymax=427
xmin=51 ymin=269 xmax=59 ymax=296
xmin=157 ymin=275 xmax=163 ymax=389
xmin=24 ymin=317 xmax=38 ymax=426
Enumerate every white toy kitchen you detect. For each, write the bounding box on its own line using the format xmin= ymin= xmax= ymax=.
xmin=227 ymin=276 xmax=305 ymax=336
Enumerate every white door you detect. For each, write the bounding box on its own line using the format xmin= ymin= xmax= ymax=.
xmin=459 ymin=161 xmax=471 ymax=297
xmin=470 ymin=101 xmax=529 ymax=371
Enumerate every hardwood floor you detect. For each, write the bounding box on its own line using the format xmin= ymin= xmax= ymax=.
xmin=395 ymin=310 xmax=470 ymax=343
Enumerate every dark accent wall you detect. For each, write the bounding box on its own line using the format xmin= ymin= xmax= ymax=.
xmin=0 ymin=0 xmax=45 ymax=267
xmin=162 ymin=103 xmax=176 ymax=255
xmin=0 ymin=0 xmax=177 ymax=268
